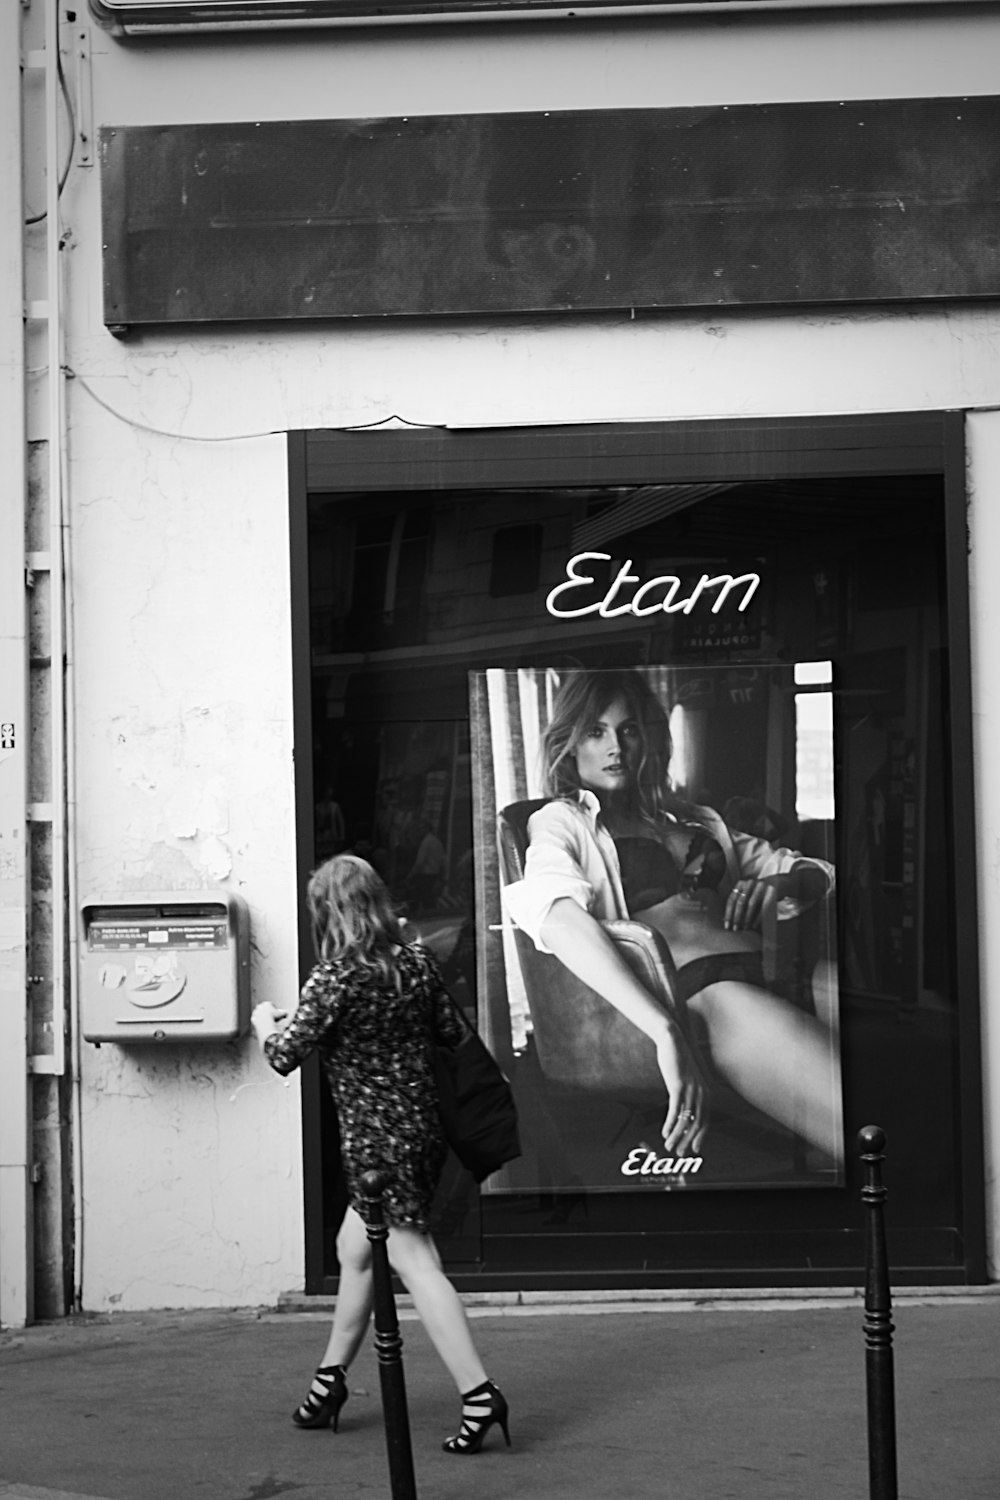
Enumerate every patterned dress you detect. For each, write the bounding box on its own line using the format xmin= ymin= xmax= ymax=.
xmin=263 ymin=943 xmax=464 ymax=1230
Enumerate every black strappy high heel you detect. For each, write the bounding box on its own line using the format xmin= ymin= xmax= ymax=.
xmin=291 ymin=1364 xmax=348 ymax=1430
xmin=442 ymin=1378 xmax=511 ymax=1455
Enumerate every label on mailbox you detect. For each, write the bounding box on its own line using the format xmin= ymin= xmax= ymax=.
xmin=88 ymin=923 xmax=227 ymax=951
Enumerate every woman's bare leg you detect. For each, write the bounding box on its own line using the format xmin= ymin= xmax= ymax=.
xmin=316 ymin=1207 xmax=375 ymax=1369
xmin=386 ymin=1224 xmax=487 ymax=1393
xmin=689 ymin=981 xmax=843 ymax=1159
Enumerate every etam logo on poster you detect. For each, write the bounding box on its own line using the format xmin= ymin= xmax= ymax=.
xmin=546 ymin=552 xmax=761 ymax=620
xmin=621 ymin=1148 xmax=704 ymax=1178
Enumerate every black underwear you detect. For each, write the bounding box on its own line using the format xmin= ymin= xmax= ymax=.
xmin=675 ymin=951 xmax=767 ymax=1004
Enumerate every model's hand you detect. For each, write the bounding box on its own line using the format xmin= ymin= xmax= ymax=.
xmin=725 ymin=862 xmax=829 ymax=929
xmin=724 ymin=875 xmax=786 ymax=932
xmin=655 ymin=1027 xmax=709 ymax=1156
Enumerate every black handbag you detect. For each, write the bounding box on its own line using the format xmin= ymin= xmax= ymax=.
xmin=433 ymin=1010 xmax=521 ymax=1185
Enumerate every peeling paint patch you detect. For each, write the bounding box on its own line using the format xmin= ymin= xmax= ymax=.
xmin=194 ymin=834 xmax=232 ymax=882
xmin=165 ymin=789 xmax=229 ymax=841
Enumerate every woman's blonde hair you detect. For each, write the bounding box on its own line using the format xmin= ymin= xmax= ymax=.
xmin=540 ymin=668 xmax=686 ymax=824
xmin=307 ymin=854 xmax=406 ymax=985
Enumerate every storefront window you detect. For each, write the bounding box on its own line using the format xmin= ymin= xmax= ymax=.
xmin=296 ymin=419 xmax=982 ymax=1287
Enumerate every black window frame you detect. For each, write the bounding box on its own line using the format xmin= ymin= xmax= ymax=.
xmin=288 ymin=411 xmax=985 ymax=1292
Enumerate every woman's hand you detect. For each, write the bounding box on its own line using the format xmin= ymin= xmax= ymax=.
xmin=725 ymin=861 xmax=830 ymax=931
xmin=537 ymin=898 xmax=711 ymax=1153
xmin=250 ymin=1001 xmax=289 ymax=1046
xmin=724 ymin=875 xmax=784 ymax=932
xmin=655 ymin=1024 xmax=710 ymax=1156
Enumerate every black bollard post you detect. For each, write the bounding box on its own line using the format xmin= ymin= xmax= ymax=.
xmin=859 ymin=1125 xmax=898 ymax=1500
xmin=359 ymin=1169 xmax=419 ymax=1500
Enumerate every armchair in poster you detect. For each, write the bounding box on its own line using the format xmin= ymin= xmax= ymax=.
xmin=470 ymin=662 xmax=844 ymax=1194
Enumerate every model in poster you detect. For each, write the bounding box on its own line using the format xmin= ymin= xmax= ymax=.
xmin=502 ymin=669 xmax=840 ymax=1161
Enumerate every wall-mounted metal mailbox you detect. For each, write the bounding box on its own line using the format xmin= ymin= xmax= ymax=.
xmin=80 ymin=892 xmax=250 ymax=1043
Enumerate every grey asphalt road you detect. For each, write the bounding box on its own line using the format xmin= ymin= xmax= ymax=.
xmin=1 ymin=1294 xmax=999 ymax=1500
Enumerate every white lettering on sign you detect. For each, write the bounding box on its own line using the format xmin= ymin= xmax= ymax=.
xmin=620 ymin=1148 xmax=704 ymax=1177
xmin=545 ymin=552 xmax=760 ymax=620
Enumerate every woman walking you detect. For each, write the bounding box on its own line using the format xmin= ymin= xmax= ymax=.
xmin=251 ymin=854 xmax=509 ymax=1455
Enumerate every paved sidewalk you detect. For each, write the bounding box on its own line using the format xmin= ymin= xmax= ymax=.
xmin=2 ymin=1292 xmax=999 ymax=1500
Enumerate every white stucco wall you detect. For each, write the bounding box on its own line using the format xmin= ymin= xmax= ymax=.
xmin=67 ymin=422 xmax=302 ymax=1309
xmin=57 ymin=4 xmax=1000 ymax=1307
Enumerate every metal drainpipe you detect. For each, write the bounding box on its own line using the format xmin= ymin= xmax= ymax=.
xmin=25 ymin=0 xmax=74 ymax=1311
xmin=45 ymin=0 xmax=67 ymax=1089
xmin=47 ymin=1 xmax=86 ymax=1312
xmin=0 ymin=0 xmax=32 ymax=1332
xmin=25 ymin=1 xmax=68 ymax=1086
xmin=48 ymin=0 xmax=83 ymax=1315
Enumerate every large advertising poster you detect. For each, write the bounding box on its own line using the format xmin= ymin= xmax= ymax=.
xmin=471 ymin=663 xmax=844 ymax=1192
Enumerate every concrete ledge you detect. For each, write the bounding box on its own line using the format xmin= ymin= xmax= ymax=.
xmin=275 ymin=1281 xmax=1000 ymax=1317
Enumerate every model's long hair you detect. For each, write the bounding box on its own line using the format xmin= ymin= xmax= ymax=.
xmin=540 ymin=668 xmax=687 ymax=824
xmin=307 ymin=854 xmax=406 ymax=986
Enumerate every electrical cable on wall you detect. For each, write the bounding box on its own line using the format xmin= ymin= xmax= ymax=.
xmin=63 ymin=365 xmax=447 ymax=441
xmin=24 ymin=15 xmax=76 ymax=226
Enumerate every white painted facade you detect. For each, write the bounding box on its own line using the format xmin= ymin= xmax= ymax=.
xmin=5 ymin=0 xmax=1000 ymax=1318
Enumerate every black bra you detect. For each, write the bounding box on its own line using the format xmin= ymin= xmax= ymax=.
xmin=615 ymin=828 xmax=726 ymax=912
xmin=615 ymin=838 xmax=681 ymax=911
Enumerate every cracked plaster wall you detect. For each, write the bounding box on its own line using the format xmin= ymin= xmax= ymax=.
xmin=68 ymin=426 xmax=303 ymax=1310
xmin=55 ymin=9 xmax=1000 ymax=1307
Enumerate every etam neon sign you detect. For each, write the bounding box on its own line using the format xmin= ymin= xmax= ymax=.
xmin=545 ymin=552 xmax=761 ymax=620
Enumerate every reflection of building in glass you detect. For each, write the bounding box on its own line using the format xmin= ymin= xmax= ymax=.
xmin=300 ymin=464 xmax=968 ymax=1278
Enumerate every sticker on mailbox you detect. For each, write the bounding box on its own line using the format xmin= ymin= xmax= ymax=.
xmin=99 ymin=953 xmax=188 ymax=1008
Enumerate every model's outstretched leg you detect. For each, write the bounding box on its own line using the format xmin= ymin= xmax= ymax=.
xmin=292 ymin=1207 xmax=374 ymax=1430
xmin=387 ymin=1225 xmax=510 ymax=1455
xmin=689 ymin=981 xmax=843 ymax=1160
